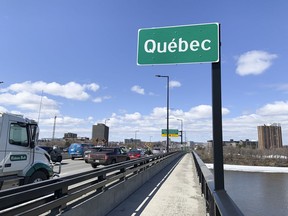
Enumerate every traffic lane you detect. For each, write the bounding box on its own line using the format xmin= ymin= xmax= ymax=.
xmin=54 ymin=158 xmax=129 ymax=193
xmin=57 ymin=158 xmax=98 ymax=177
xmin=57 ymin=158 xmax=131 ymax=178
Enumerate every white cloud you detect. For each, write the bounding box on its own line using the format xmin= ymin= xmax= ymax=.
xmin=151 ymin=107 xmax=167 ymax=117
xmin=2 ymin=81 xmax=100 ymax=100
xmin=236 ymin=50 xmax=277 ymax=76
xmin=103 ymin=96 xmax=111 ymax=100
xmin=124 ymin=112 xmax=142 ymax=121
xmin=148 ymin=92 xmax=156 ymax=96
xmin=190 ymin=105 xmax=212 ymax=118
xmin=0 ymin=106 xmax=8 ymax=112
xmin=169 ymin=80 xmax=181 ymax=89
xmin=3 ymin=80 xmax=288 ymax=144
xmin=93 ymin=97 xmax=102 ymax=103
xmin=92 ymin=96 xmax=111 ymax=103
xmin=256 ymin=101 xmax=288 ymax=116
xmin=15 ymin=98 xmax=286 ymax=145
xmin=0 ymin=92 xmax=58 ymax=114
xmin=274 ymin=84 xmax=288 ymax=93
xmin=57 ymin=116 xmax=85 ymax=125
xmin=131 ymin=85 xmax=145 ymax=95
xmin=185 ymin=105 xmax=230 ymax=119
xmin=84 ymin=83 xmax=100 ymax=92
xmin=0 ymin=81 xmax=104 ymax=124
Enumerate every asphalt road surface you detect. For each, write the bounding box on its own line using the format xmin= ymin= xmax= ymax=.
xmin=58 ymin=158 xmax=97 ymax=177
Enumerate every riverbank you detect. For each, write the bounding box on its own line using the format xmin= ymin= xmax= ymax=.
xmin=205 ymin=163 xmax=288 ymax=173
xmin=195 ymin=147 xmax=288 ymax=167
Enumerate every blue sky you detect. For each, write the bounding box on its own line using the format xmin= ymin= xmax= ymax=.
xmin=1 ymin=1 xmax=288 ymax=144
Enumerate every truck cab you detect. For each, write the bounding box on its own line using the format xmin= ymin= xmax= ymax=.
xmin=0 ymin=113 xmax=60 ymax=190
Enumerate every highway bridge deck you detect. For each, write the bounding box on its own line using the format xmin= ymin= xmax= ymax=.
xmin=106 ymin=153 xmax=206 ymax=216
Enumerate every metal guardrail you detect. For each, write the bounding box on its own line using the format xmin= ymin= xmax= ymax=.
xmin=0 ymin=152 xmax=179 ymax=216
xmin=192 ymin=151 xmax=244 ymax=216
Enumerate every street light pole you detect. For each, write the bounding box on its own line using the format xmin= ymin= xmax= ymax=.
xmin=135 ymin=130 xmax=139 ymax=149
xmin=177 ymin=118 xmax=183 ymax=146
xmin=52 ymin=115 xmax=57 ymax=140
xmin=155 ymin=75 xmax=170 ymax=152
xmin=105 ymin=118 xmax=110 ymax=125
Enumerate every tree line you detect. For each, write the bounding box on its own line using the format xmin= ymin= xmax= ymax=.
xmin=195 ymin=146 xmax=288 ymax=167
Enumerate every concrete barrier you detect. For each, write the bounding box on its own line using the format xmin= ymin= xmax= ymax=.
xmin=62 ymin=152 xmax=184 ymax=216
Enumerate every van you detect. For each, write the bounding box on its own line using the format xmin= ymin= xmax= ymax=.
xmin=68 ymin=143 xmax=93 ymax=160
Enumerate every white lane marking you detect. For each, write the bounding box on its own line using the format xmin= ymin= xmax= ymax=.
xmin=131 ymin=158 xmax=181 ymax=215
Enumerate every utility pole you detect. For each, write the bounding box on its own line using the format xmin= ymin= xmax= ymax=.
xmin=177 ymin=118 xmax=183 ymax=146
xmin=52 ymin=116 xmax=57 ymax=140
xmin=37 ymin=90 xmax=43 ymax=123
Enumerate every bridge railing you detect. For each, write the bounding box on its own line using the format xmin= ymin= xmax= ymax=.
xmin=0 ymin=151 xmax=182 ymax=216
xmin=192 ymin=151 xmax=244 ymax=216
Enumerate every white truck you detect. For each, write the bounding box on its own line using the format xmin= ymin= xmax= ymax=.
xmin=0 ymin=113 xmax=60 ymax=190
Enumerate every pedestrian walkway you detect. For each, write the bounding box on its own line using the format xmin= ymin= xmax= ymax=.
xmin=107 ymin=153 xmax=206 ymax=216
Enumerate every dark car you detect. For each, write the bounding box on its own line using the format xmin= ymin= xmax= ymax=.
xmin=127 ymin=149 xmax=145 ymax=159
xmin=39 ymin=146 xmax=63 ymax=163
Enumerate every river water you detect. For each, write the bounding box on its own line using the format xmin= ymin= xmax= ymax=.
xmin=225 ymin=171 xmax=288 ymax=216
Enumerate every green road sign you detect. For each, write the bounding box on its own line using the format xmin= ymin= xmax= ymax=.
xmin=137 ymin=23 xmax=219 ymax=65
xmin=162 ymin=129 xmax=179 ymax=137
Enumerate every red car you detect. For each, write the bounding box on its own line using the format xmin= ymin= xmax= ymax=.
xmin=128 ymin=149 xmax=145 ymax=159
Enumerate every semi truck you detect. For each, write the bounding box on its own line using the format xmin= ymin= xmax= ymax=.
xmin=0 ymin=112 xmax=60 ymax=190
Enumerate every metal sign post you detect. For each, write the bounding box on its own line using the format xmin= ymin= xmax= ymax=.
xmin=137 ymin=23 xmax=224 ymax=191
xmin=211 ymin=24 xmax=224 ymax=191
xmin=212 ymin=61 xmax=224 ymax=191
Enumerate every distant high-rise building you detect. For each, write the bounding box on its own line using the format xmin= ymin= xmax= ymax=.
xmin=124 ymin=138 xmax=141 ymax=146
xmin=64 ymin=132 xmax=77 ymax=139
xmin=257 ymin=124 xmax=283 ymax=149
xmin=92 ymin=124 xmax=109 ymax=145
